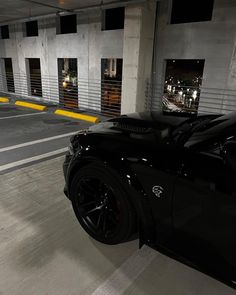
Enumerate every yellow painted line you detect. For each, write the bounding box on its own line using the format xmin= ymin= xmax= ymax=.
xmin=54 ymin=109 xmax=100 ymax=123
xmin=0 ymin=97 xmax=9 ymax=103
xmin=15 ymin=101 xmax=47 ymax=111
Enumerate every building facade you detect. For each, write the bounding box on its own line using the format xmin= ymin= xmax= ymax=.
xmin=2 ymin=0 xmax=236 ymax=116
xmin=0 ymin=1 xmax=156 ymax=116
xmin=152 ymin=0 xmax=236 ymax=114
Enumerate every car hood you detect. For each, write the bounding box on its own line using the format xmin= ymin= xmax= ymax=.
xmin=85 ymin=112 xmax=190 ymax=143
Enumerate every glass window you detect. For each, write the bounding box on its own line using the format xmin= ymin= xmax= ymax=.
xmin=163 ymin=59 xmax=205 ymax=114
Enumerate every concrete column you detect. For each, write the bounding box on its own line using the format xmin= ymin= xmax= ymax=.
xmin=121 ymin=0 xmax=156 ymax=114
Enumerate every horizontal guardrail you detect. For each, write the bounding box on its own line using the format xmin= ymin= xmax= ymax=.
xmin=0 ymin=72 xmax=122 ymax=117
xmin=145 ymin=82 xmax=236 ymax=115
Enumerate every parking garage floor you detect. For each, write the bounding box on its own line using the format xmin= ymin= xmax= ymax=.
xmin=0 ymin=104 xmax=235 ymax=295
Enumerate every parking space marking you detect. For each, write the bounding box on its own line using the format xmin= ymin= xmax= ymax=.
xmin=0 ymin=112 xmax=47 ymax=120
xmin=0 ymin=147 xmax=67 ymax=172
xmin=91 ymin=246 xmax=158 ymax=295
xmin=0 ymin=131 xmax=78 ymax=153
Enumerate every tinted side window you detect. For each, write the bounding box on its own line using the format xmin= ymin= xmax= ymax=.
xmin=200 ymin=136 xmax=236 ymax=157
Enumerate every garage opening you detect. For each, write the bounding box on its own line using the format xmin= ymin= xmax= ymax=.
xmin=163 ymin=59 xmax=205 ymax=113
xmin=25 ymin=21 xmax=38 ymax=37
xmin=4 ymin=58 xmax=15 ymax=93
xmin=27 ymin=58 xmax=42 ymax=97
xmin=58 ymin=58 xmax=78 ymax=108
xmin=101 ymin=58 xmax=122 ymax=116
xmin=171 ymin=0 xmax=214 ymax=24
xmin=57 ymin=15 xmax=77 ymax=34
xmin=1 ymin=25 xmax=9 ymax=39
xmin=102 ymin=7 xmax=125 ymax=30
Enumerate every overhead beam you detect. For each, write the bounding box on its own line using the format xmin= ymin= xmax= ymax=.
xmin=21 ymin=0 xmax=73 ymax=13
xmin=0 ymin=0 xmax=148 ymax=25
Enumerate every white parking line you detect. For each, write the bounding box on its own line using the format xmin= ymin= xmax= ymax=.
xmin=91 ymin=246 xmax=158 ymax=295
xmin=0 ymin=131 xmax=78 ymax=153
xmin=0 ymin=148 xmax=67 ymax=172
xmin=0 ymin=112 xmax=47 ymax=120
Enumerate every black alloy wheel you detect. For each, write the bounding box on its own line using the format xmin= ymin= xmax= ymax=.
xmin=70 ymin=163 xmax=136 ymax=244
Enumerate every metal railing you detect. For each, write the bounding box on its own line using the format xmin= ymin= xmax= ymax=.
xmin=0 ymin=72 xmax=122 ymax=117
xmin=145 ymin=82 xmax=236 ymax=115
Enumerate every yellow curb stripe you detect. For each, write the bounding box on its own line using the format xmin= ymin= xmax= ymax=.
xmin=54 ymin=109 xmax=100 ymax=123
xmin=0 ymin=97 xmax=9 ymax=103
xmin=15 ymin=101 xmax=47 ymax=111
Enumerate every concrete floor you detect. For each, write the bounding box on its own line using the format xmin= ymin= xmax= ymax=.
xmin=0 ymin=157 xmax=235 ymax=295
xmin=0 ymin=104 xmax=235 ymax=294
xmin=0 ymin=104 xmax=91 ymax=174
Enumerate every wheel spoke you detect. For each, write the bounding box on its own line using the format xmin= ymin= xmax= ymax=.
xmin=81 ymin=205 xmax=103 ymax=218
xmin=79 ymin=200 xmax=97 ymax=209
xmin=96 ymin=208 xmax=105 ymax=229
xmin=77 ymin=176 xmax=120 ymax=238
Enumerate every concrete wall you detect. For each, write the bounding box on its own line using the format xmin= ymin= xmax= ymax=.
xmin=153 ymin=0 xmax=236 ymax=114
xmin=0 ymin=10 xmax=124 ymax=111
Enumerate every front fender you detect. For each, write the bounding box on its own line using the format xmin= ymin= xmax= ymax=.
xmin=66 ymin=148 xmax=156 ymax=246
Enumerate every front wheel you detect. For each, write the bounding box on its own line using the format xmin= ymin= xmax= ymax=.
xmin=70 ymin=163 xmax=136 ymax=244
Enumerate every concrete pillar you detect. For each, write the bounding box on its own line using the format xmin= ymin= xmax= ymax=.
xmin=121 ymin=0 xmax=156 ymax=114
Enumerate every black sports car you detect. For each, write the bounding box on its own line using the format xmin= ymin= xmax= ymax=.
xmin=63 ymin=111 xmax=236 ymax=289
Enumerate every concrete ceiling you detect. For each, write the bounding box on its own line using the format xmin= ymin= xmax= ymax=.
xmin=0 ymin=0 xmax=137 ymax=24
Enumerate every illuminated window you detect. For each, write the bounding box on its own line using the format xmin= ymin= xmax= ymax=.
xmin=163 ymin=59 xmax=205 ymax=113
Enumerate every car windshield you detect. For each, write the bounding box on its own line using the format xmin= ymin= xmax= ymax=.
xmin=184 ymin=112 xmax=236 ymax=148
xmin=171 ymin=114 xmax=221 ymax=144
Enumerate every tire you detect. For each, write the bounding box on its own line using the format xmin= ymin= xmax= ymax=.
xmin=70 ymin=162 xmax=136 ymax=245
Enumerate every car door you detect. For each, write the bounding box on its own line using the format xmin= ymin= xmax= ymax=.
xmin=131 ymin=142 xmax=182 ymax=244
xmin=173 ymin=135 xmax=236 ymax=282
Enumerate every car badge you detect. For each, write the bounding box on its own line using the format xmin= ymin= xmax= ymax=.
xmin=152 ymin=186 xmax=164 ymax=198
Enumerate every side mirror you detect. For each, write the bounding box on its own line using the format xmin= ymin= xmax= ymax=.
xmin=223 ymin=141 xmax=236 ymax=170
